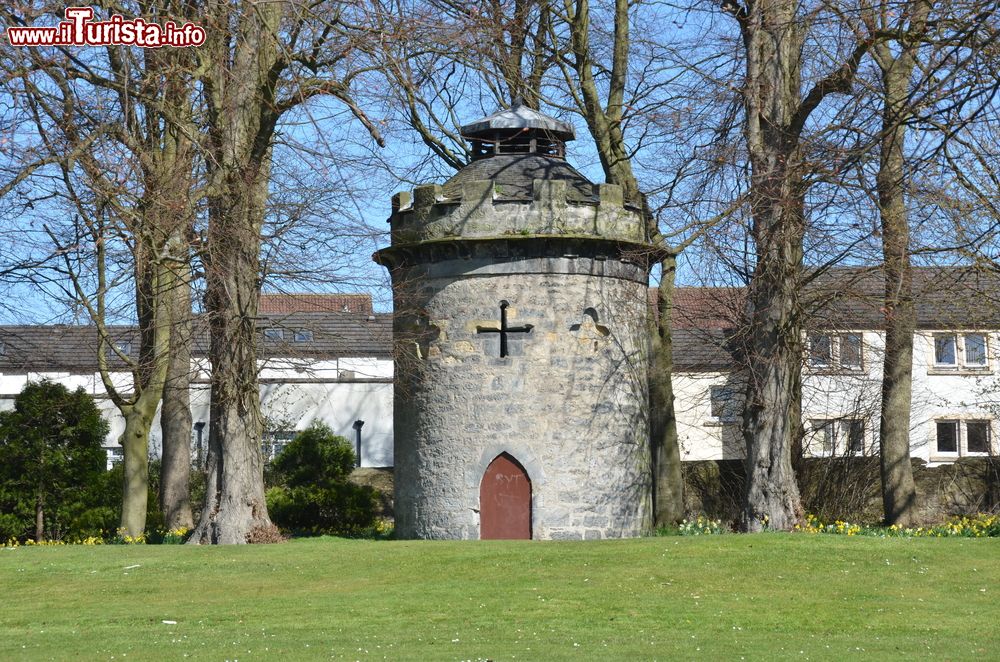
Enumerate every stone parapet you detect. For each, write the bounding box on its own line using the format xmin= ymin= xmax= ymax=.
xmin=389 ymin=179 xmax=646 ymax=245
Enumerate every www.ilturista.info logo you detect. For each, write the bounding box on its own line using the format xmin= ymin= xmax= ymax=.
xmin=6 ymin=7 xmax=205 ymax=48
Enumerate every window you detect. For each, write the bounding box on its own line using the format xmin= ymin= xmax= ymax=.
xmin=810 ymin=420 xmax=836 ymax=456
xmin=104 ymin=341 xmax=131 ymax=360
xmin=933 ymin=333 xmax=989 ymax=370
xmin=935 ymin=335 xmax=957 ymax=366
xmin=934 ymin=419 xmax=995 ymax=457
xmin=808 ymin=333 xmax=863 ymax=370
xmin=840 ymin=333 xmax=862 ymax=369
xmin=965 ymin=334 xmax=987 ymax=366
xmin=264 ymin=328 xmax=284 ymax=341
xmin=808 ymin=418 xmax=865 ymax=457
xmin=808 ymin=334 xmax=832 ymax=367
xmin=108 ymin=447 xmax=124 ymax=466
xmin=293 ymin=329 xmax=314 ymax=342
xmin=936 ymin=420 xmax=959 ymax=454
xmin=262 ymin=430 xmax=297 ymax=461
xmin=967 ymin=420 xmax=991 ymax=454
xmin=845 ymin=419 xmax=865 ymax=455
xmin=709 ymin=385 xmax=740 ymax=421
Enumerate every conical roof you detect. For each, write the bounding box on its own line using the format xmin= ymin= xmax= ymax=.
xmin=460 ymin=99 xmax=575 ymax=142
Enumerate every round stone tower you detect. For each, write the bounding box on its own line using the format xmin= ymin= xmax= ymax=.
xmin=374 ymin=102 xmax=652 ymax=540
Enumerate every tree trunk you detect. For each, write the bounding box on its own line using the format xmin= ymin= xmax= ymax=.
xmin=879 ymin=253 xmax=917 ymax=526
xmin=650 ymin=255 xmax=684 ymax=526
xmin=736 ymin=1 xmax=807 ymax=532
xmin=741 ymin=213 xmax=805 ymax=532
xmin=873 ymin=3 xmax=930 ymax=525
xmin=159 ymin=262 xmax=194 ymax=532
xmin=118 ymin=228 xmax=175 ymax=538
xmin=192 ymin=193 xmax=271 ymax=542
xmin=189 ymin=2 xmax=282 ymax=544
xmin=119 ymin=405 xmax=154 ymax=536
xmin=726 ymin=0 xmax=870 ymax=530
xmin=34 ymin=492 xmax=43 ymax=542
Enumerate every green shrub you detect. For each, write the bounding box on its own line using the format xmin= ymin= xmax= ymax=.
xmin=0 ymin=511 xmax=24 ymax=542
xmin=265 ymin=423 xmax=377 ymax=537
xmin=0 ymin=381 xmax=109 ymax=542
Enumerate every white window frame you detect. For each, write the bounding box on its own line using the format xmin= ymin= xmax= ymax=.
xmin=934 ymin=419 xmax=960 ymax=457
xmin=807 ymin=333 xmax=833 ymax=368
xmin=806 ymin=418 xmax=867 ymax=457
xmin=932 ymin=418 xmax=994 ymax=459
xmin=934 ymin=334 xmax=958 ymax=367
xmin=964 ymin=333 xmax=988 ymax=367
xmin=931 ymin=332 xmax=990 ymax=372
xmin=842 ymin=418 xmax=866 ymax=456
xmin=107 ymin=446 xmax=124 ymax=468
xmin=262 ymin=430 xmax=297 ymax=461
xmin=808 ymin=419 xmax=837 ymax=457
xmin=263 ymin=328 xmax=284 ymax=341
xmin=839 ymin=333 xmax=864 ymax=370
xmin=293 ymin=328 xmax=314 ymax=343
xmin=966 ymin=419 xmax=992 ymax=455
xmin=807 ymin=332 xmax=864 ymax=371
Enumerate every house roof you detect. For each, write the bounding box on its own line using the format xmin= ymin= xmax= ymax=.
xmin=669 ymin=266 xmax=1000 ymax=371
xmin=257 ymin=311 xmax=392 ymax=360
xmin=5 ymin=267 xmax=998 ymax=375
xmin=0 ymin=308 xmax=392 ymax=373
xmin=259 ymin=293 xmax=374 ymax=315
xmin=0 ymin=325 xmax=140 ymax=373
xmin=672 ymin=328 xmax=737 ymax=371
xmin=806 ymin=267 xmax=1000 ymax=330
xmin=669 ymin=287 xmax=744 ymax=329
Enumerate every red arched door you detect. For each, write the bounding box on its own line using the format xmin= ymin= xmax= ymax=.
xmin=480 ymin=453 xmax=532 ymax=539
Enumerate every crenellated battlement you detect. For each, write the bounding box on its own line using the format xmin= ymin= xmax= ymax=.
xmin=388 ymin=179 xmax=647 ymax=246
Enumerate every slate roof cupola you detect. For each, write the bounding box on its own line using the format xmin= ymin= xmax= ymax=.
xmin=461 ymin=99 xmax=574 ymax=160
xmin=441 ymin=100 xmax=600 ymax=204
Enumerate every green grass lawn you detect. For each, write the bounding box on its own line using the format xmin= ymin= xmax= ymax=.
xmin=1 ymin=535 xmax=997 ymax=660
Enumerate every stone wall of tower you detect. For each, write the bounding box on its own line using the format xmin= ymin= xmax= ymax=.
xmin=382 ymin=179 xmax=652 ymax=540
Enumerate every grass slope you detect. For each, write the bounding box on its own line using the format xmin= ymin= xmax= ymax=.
xmin=1 ymin=535 xmax=998 ymax=660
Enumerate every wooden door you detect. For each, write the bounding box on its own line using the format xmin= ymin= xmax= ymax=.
xmin=479 ymin=453 xmax=531 ymax=539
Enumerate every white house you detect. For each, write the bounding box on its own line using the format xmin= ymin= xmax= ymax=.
xmin=3 ymin=268 xmax=998 ymax=471
xmin=0 ymin=294 xmax=394 ymax=469
xmin=672 ymin=267 xmax=1000 ymax=465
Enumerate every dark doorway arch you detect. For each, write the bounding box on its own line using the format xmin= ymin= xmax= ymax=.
xmin=479 ymin=453 xmax=532 ymax=539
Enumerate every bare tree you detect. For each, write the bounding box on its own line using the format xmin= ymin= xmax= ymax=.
xmin=3 ymin=2 xmax=386 ymax=542
xmin=720 ymin=0 xmax=870 ymax=530
xmin=862 ymin=0 xmax=932 ymax=527
xmin=556 ymin=0 xmax=689 ymax=525
xmin=0 ymin=1 xmax=200 ymax=536
xmin=188 ymin=0 xmax=384 ymax=544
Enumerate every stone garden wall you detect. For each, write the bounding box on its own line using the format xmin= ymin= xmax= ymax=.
xmin=684 ymin=457 xmax=1000 ymax=525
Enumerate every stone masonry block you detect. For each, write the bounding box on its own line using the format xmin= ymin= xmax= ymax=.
xmin=392 ymin=190 xmax=413 ymax=212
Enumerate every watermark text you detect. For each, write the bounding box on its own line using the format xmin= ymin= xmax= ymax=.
xmin=7 ymin=7 xmax=205 ymax=48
